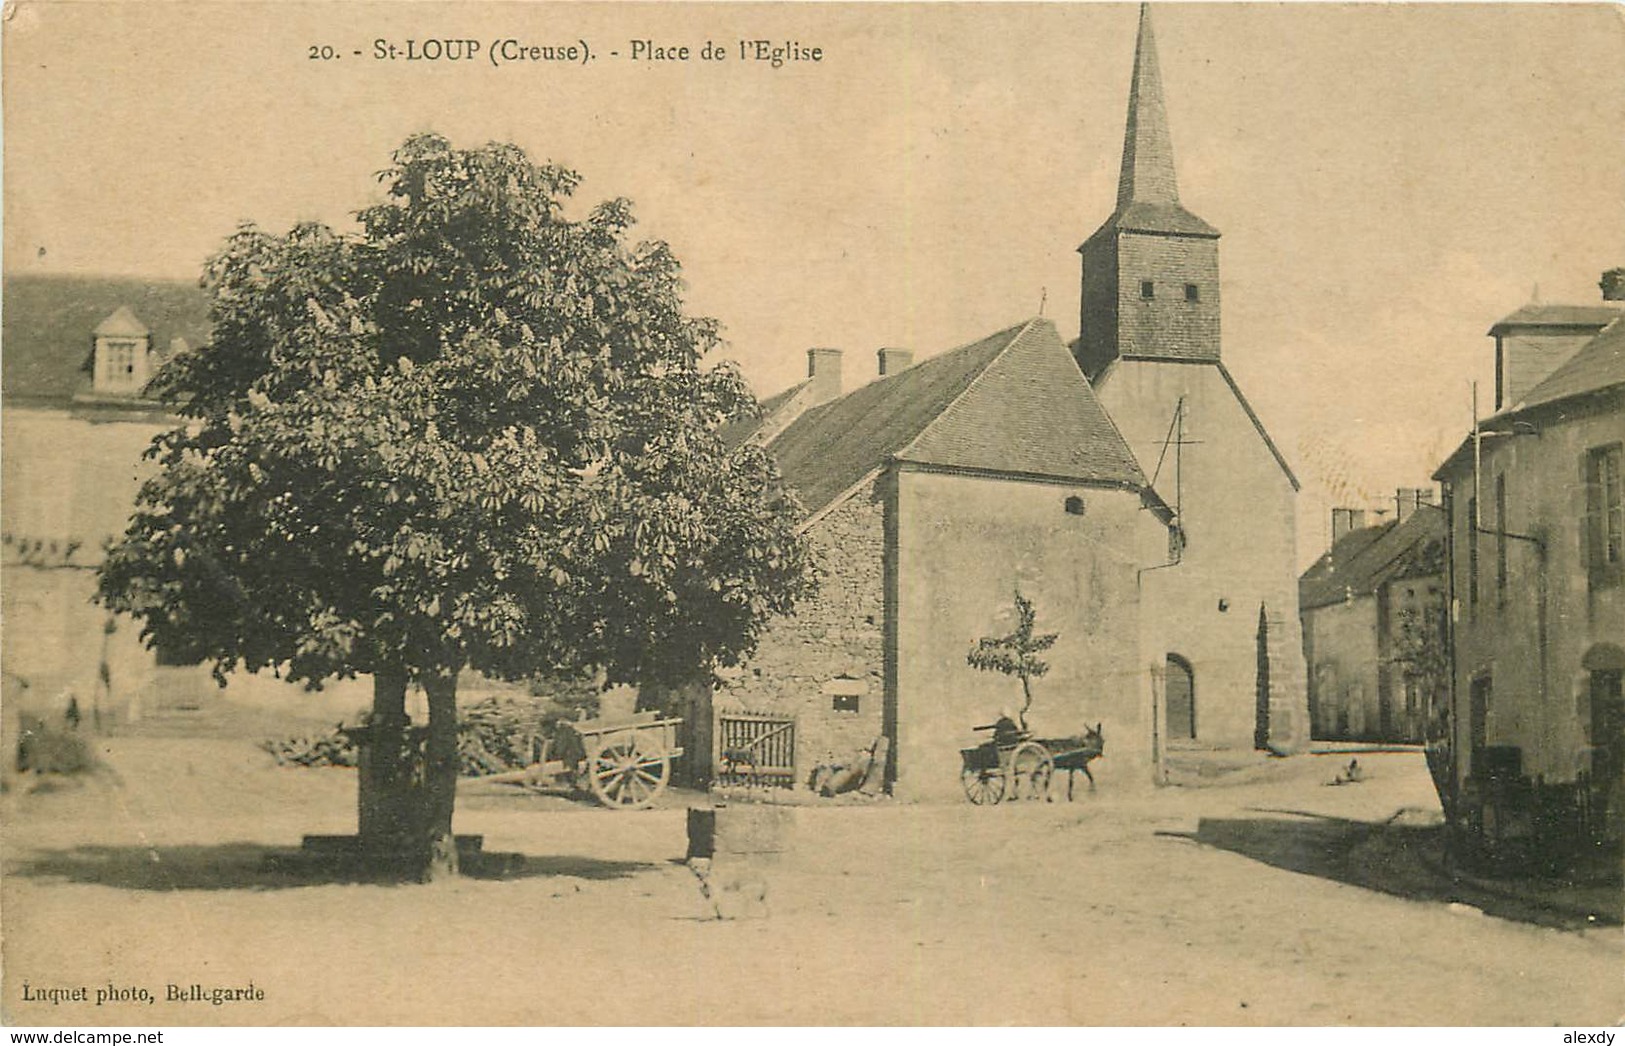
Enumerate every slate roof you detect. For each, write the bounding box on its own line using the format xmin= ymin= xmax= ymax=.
xmin=1518 ymin=316 xmax=1625 ymax=411
xmin=3 ymin=274 xmax=211 ymax=406
xmin=1487 ymin=303 xmax=1620 ymax=336
xmin=1087 ymin=201 xmax=1220 ymax=242
xmin=94 ymin=305 xmax=150 ymax=338
xmin=1299 ymin=505 xmax=1446 ymax=611
xmin=718 ymin=378 xmax=810 ymax=446
xmin=768 ymin=318 xmax=1150 ymax=518
xmin=1435 ymin=316 xmax=1625 ymax=479
xmin=1082 ymin=5 xmax=1220 ymax=247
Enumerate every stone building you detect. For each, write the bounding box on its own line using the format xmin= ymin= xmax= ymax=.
xmin=1072 ymin=5 xmax=1309 ymax=754
xmin=712 ymin=320 xmax=1174 ymax=800
xmin=694 ymin=5 xmax=1312 ymax=796
xmin=1299 ymin=493 xmax=1446 ymax=744
xmin=1433 ymin=277 xmax=1624 ymax=863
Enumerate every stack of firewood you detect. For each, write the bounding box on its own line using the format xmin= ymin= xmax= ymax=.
xmin=259 ymin=728 xmax=358 ymax=767
xmin=260 ymin=692 xmax=579 ymax=775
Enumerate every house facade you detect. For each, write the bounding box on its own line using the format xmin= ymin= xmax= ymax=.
xmin=1073 ymin=4 xmax=1309 ymax=754
xmin=1 ymin=274 xmax=369 ymax=731
xmin=1300 ymin=494 xmax=1446 ymax=744
xmin=1433 ymin=285 xmax=1624 ymax=862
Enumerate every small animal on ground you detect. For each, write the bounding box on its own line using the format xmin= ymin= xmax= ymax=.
xmin=687 ymin=857 xmax=769 ymax=920
xmin=1327 ymin=758 xmax=1365 ymax=786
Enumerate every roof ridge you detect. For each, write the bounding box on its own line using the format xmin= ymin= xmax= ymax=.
xmin=895 ymin=318 xmax=1040 ymax=461
xmin=1214 ymin=361 xmax=1300 ymax=492
xmin=1074 ymin=345 xmax=1148 ymax=488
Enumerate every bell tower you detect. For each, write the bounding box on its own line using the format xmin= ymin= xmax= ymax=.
xmin=1076 ymin=4 xmax=1222 ymax=381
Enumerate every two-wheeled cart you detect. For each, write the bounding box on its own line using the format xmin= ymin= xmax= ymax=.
xmin=481 ymin=710 xmax=683 ymax=810
xmin=960 ymin=721 xmax=1105 ymax=804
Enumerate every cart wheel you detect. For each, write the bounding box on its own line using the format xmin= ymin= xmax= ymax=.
xmin=962 ymin=766 xmax=1005 ymax=805
xmin=588 ymin=738 xmax=671 ymax=810
xmin=1008 ymin=742 xmax=1054 ymax=802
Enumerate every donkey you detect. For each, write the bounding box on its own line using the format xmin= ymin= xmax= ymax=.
xmin=1048 ymin=723 xmax=1105 ymax=800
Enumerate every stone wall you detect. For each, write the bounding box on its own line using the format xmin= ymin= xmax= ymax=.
xmin=715 ymin=475 xmax=889 ymax=785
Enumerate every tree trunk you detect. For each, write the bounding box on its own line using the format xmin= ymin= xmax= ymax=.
xmin=358 ymin=666 xmax=417 ymax=865
xmin=420 ymin=671 xmax=460 ymax=882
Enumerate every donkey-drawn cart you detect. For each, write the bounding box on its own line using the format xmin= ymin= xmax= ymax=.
xmin=960 ymin=721 xmax=1104 ymax=804
xmin=481 ymin=710 xmax=683 ymax=810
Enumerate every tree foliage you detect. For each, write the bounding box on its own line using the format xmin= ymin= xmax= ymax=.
xmin=966 ymin=591 xmax=1057 ymax=727
xmin=97 ymin=132 xmax=815 ymax=695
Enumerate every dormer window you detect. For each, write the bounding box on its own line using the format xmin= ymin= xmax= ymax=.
xmin=1185 ymin=283 xmax=1200 ymax=302
xmin=92 ymin=305 xmax=152 ymax=394
xmin=1140 ymin=281 xmax=1155 ymax=300
xmin=102 ymin=340 xmax=139 ymax=382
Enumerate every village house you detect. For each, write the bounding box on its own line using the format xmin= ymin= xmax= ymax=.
xmin=0 ymin=274 xmax=372 ymax=730
xmin=1299 ymin=492 xmax=1446 ymax=744
xmin=1432 ymin=273 xmax=1624 ymax=865
xmin=707 ymin=320 xmax=1174 ymax=800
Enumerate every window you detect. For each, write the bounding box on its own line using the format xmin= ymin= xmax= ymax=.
xmin=1469 ymin=673 xmax=1491 ymax=773
xmin=1467 ymin=495 xmax=1479 ymax=608
xmin=1495 ymin=474 xmax=1508 ymax=607
xmin=1064 ymin=495 xmax=1086 ymax=516
xmin=1140 ymin=280 xmax=1155 ymax=300
xmin=832 ymin=695 xmax=860 ymax=713
xmin=1586 ymin=444 xmax=1623 ymax=586
xmin=98 ymin=339 xmax=141 ymax=389
xmin=110 ymin=342 xmax=135 ymax=375
xmin=1185 ymin=283 xmax=1200 ymax=302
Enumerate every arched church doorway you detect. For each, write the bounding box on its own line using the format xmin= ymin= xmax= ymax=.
xmin=1166 ymin=654 xmax=1196 ymax=741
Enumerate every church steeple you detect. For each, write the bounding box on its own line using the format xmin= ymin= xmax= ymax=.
xmin=1117 ymin=3 xmax=1180 ymax=211
xmin=1075 ymin=4 xmax=1222 ymax=380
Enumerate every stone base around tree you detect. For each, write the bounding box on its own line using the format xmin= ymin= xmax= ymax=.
xmin=258 ymin=834 xmax=525 ymax=879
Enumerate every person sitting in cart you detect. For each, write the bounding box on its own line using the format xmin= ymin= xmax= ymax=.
xmin=991 ymin=707 xmax=1024 ymax=746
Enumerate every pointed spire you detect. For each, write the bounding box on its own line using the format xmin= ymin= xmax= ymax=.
xmin=1117 ymin=3 xmax=1181 ymax=211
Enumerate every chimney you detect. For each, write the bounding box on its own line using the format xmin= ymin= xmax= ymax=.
xmin=877 ymin=347 xmax=914 ymax=377
xmin=1332 ymin=508 xmax=1367 ymax=546
xmin=1395 ymin=486 xmax=1437 ymax=521
xmin=806 ymin=348 xmax=843 ymax=404
xmin=1602 ymin=268 xmax=1625 ymax=302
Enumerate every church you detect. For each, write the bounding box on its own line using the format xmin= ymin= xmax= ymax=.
xmin=700 ymin=4 xmax=1309 ymax=796
xmin=1073 ymin=5 xmax=1308 ymax=756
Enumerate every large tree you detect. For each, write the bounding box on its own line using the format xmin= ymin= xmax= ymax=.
xmin=97 ymin=133 xmax=814 ymax=879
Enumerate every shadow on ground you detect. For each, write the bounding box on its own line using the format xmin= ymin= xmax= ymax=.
xmin=9 ymin=843 xmax=657 ymax=891
xmin=1158 ymin=809 xmax=1623 ymax=931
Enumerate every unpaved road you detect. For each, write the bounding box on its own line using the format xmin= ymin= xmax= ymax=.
xmin=3 ymin=739 xmax=1620 ymax=1025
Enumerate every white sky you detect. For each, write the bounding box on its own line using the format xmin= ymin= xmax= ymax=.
xmin=6 ymin=2 xmax=1624 ymax=567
